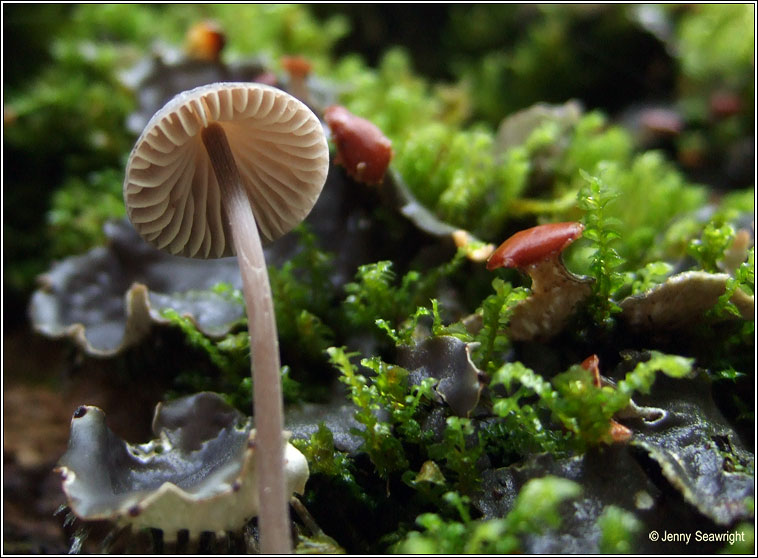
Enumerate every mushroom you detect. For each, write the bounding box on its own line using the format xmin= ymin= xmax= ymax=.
xmin=123 ymin=82 xmax=329 ymax=553
xmin=324 ymin=105 xmax=393 ymax=185
xmin=486 ymin=222 xmax=592 ymax=341
xmin=281 ymin=55 xmax=313 ymax=106
xmin=184 ymin=20 xmax=226 ymax=62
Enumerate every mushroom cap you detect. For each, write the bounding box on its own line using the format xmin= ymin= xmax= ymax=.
xmin=486 ymin=222 xmax=584 ymax=271
xmin=324 ymin=105 xmax=393 ymax=185
xmin=124 ymin=82 xmax=329 ymax=258
xmin=281 ymin=55 xmax=312 ymax=78
xmin=185 ymin=20 xmax=226 ymax=61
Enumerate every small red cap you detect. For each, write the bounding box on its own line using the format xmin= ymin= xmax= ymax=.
xmin=324 ymin=105 xmax=393 ymax=185
xmin=486 ymin=222 xmax=584 ymax=271
xmin=281 ymin=55 xmax=312 ymax=78
xmin=185 ymin=21 xmax=226 ymax=62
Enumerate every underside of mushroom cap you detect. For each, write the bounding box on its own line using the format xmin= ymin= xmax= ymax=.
xmin=124 ymin=82 xmax=329 ymax=258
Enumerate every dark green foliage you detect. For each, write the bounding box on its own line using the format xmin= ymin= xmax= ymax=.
xmin=343 ymin=251 xmax=467 ymax=346
xmin=160 ymin=308 xmax=247 ymax=380
xmin=622 ymin=261 xmax=675 ymax=296
xmin=327 ymin=347 xmax=410 ymax=478
xmin=719 ymin=248 xmax=755 ymax=311
xmin=159 ymin=307 xmax=252 ymax=410
xmin=427 ymin=417 xmax=483 ymax=493
xmin=567 ymin=151 xmax=707 ymax=274
xmin=343 ymin=261 xmax=419 ymax=336
xmin=268 ymin=226 xmax=337 ymax=364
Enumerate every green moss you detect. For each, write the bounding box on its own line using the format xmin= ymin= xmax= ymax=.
xmin=159 ymin=306 xmax=252 ymax=409
xmin=676 ymin=4 xmax=754 ymax=86
xmin=395 ymin=476 xmax=581 ymax=553
xmin=47 ymin=169 xmax=125 ymax=258
xmin=327 ymin=347 xmax=412 ymax=478
xmin=291 ymin=423 xmax=354 ymax=482
xmin=558 ymin=112 xmax=634 ymax=182
xmin=577 ymin=168 xmax=625 ymax=327
xmin=393 ymin=123 xmax=530 ymax=237
xmin=334 ymin=48 xmax=446 ymax=141
xmin=342 ymin=261 xmax=417 ymax=335
xmin=585 ymin=154 xmax=705 ymax=267
xmin=688 ymin=221 xmax=736 ymax=273
xmin=268 ymin=225 xmax=337 ymax=363
xmin=490 ymin=352 xmax=694 ymax=450
xmin=596 ymin=505 xmax=642 ymax=554
xmin=63 ymin=4 xmax=348 ymax=67
xmin=14 ymin=6 xmax=755 ymax=551
xmin=622 ymin=261 xmax=675 ymax=296
xmin=427 ymin=417 xmax=483 ymax=493
xmin=471 ymin=278 xmax=530 ymax=373
xmin=653 ymin=187 xmax=754 ymax=267
xmin=342 ymin=250 xmax=467 ymax=346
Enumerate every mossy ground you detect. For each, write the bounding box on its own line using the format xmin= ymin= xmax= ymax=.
xmin=4 ymin=4 xmax=754 ymax=554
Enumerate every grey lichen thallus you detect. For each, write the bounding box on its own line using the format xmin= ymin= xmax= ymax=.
xmin=123 ymin=82 xmax=329 ymax=553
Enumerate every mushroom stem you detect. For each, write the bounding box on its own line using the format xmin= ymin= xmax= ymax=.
xmin=507 ymin=254 xmax=593 ymax=342
xmin=201 ymin=122 xmax=291 ymax=554
xmin=524 ymin=252 xmax=579 ymax=295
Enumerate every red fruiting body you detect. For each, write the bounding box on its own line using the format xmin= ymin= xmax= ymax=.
xmin=580 ymin=354 xmax=633 ymax=444
xmin=580 ymin=354 xmax=602 ymax=388
xmin=609 ymin=421 xmax=633 ymax=443
xmin=281 ymin=55 xmax=312 ymax=79
xmin=486 ymin=222 xmax=584 ymax=271
xmin=710 ymin=90 xmax=742 ymax=119
xmin=324 ymin=105 xmax=393 ymax=185
xmin=185 ymin=21 xmax=226 ymax=62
